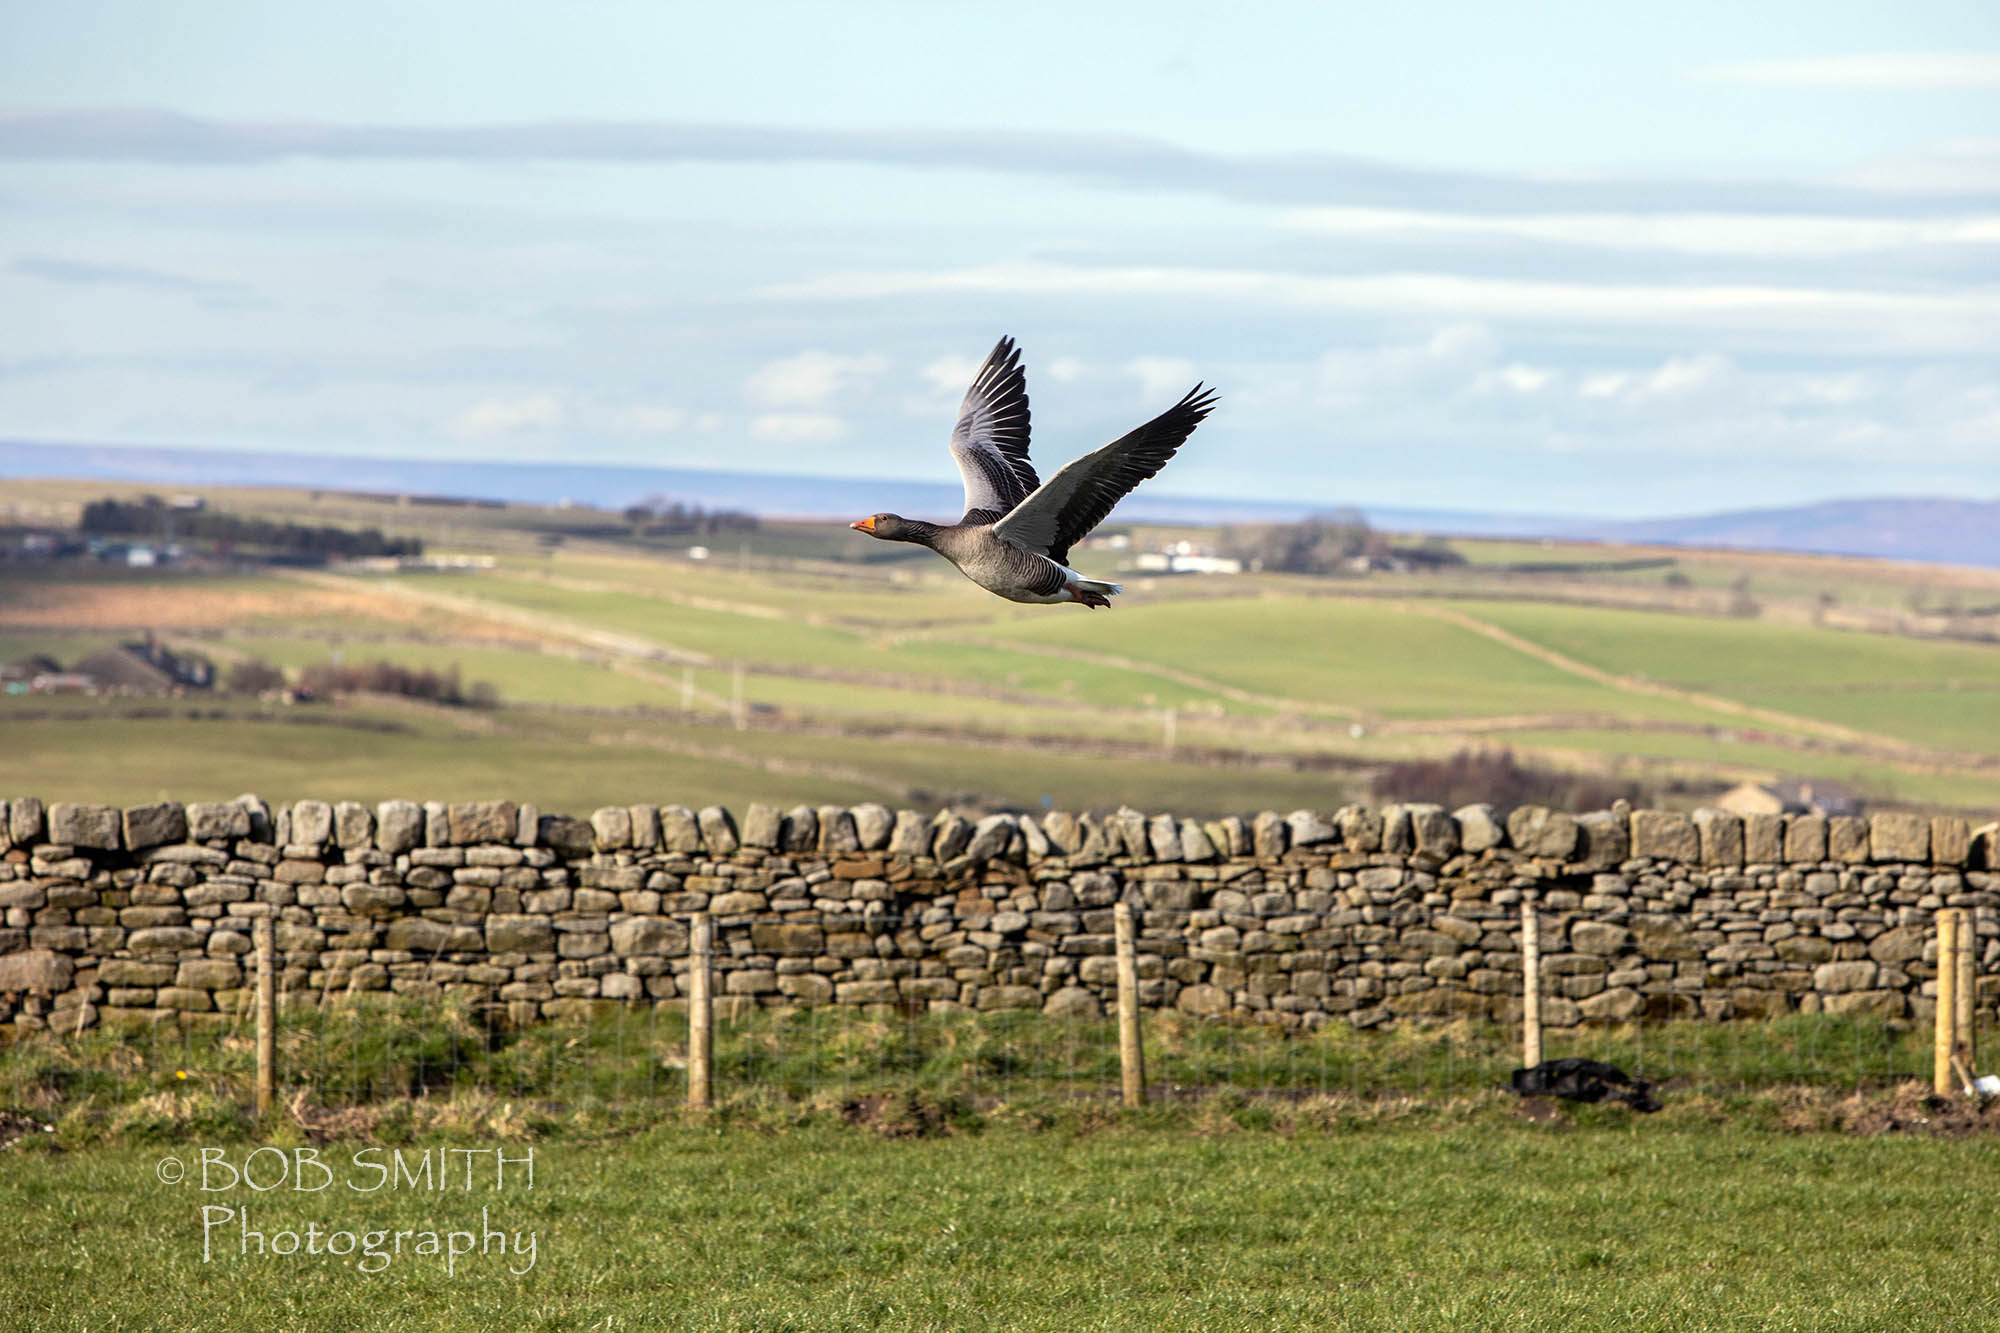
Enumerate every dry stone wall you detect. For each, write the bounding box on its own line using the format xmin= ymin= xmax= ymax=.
xmin=1 ymin=794 xmax=1995 ymax=1033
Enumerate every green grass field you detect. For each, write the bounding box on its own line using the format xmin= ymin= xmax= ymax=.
xmin=1462 ymin=598 xmax=2000 ymax=695
xmin=980 ymin=595 xmax=1743 ymax=725
xmin=5 ymin=1126 xmax=1998 ymax=1332
xmin=0 ymin=695 xmax=1378 ymax=815
xmin=1458 ymin=599 xmax=2000 ymax=755
xmin=6 ymin=998 xmax=1996 ymax=1331
xmin=6 ymin=478 xmax=2000 ymax=813
xmin=8 ymin=999 xmax=1935 ymax=1134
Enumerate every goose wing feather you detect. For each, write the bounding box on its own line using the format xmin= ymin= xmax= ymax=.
xmin=948 ymin=336 xmax=1038 ymax=524
xmin=991 ymin=384 xmax=1217 ymax=565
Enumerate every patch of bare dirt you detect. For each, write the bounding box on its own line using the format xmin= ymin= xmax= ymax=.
xmin=0 ymin=1108 xmax=54 ymax=1150
xmin=0 ymin=578 xmax=484 ymax=635
xmin=1775 ymin=1082 xmax=2000 ymax=1138
xmin=1509 ymin=1096 xmax=1572 ymax=1128
xmin=838 ymin=1091 xmax=973 ymax=1138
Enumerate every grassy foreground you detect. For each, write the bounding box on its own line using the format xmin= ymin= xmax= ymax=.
xmin=4 ymin=1006 xmax=1996 ymax=1330
xmin=5 ymin=1125 xmax=1999 ymax=1331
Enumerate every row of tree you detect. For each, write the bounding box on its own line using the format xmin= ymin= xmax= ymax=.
xmin=79 ymin=496 xmax=423 ymax=559
xmin=224 ymin=656 xmax=498 ymax=707
xmin=622 ymin=495 xmax=759 ymax=538
xmin=1371 ymin=748 xmax=1646 ymax=812
xmin=1212 ymin=512 xmax=1466 ymax=574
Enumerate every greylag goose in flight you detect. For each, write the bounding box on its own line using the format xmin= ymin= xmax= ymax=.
xmin=850 ymin=337 xmax=1217 ymax=608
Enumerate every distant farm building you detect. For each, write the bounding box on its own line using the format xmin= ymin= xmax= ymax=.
xmin=17 ymin=638 xmax=216 ymax=697
xmin=1715 ymin=779 xmax=1863 ymax=818
xmin=1135 ymin=539 xmax=1243 ymax=575
xmin=1134 ymin=552 xmax=1244 ymax=575
xmin=2 ymin=655 xmax=62 ymax=695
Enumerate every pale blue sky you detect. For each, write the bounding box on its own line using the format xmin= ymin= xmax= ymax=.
xmin=3 ymin=1 xmax=1997 ymax=516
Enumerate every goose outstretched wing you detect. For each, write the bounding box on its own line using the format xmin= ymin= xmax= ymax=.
xmin=991 ymin=384 xmax=1217 ymax=566
xmin=948 ymin=336 xmax=1038 ymax=524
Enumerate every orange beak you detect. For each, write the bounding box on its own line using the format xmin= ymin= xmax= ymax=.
xmin=849 ymin=517 xmax=876 ymax=533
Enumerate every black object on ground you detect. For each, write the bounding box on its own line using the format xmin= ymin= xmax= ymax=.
xmin=1509 ymin=1058 xmax=1661 ymax=1112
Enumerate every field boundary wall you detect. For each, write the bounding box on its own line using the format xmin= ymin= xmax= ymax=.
xmin=1 ymin=795 xmax=1995 ymax=1031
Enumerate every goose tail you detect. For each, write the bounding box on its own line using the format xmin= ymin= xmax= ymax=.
xmin=1070 ymin=578 xmax=1120 ymax=610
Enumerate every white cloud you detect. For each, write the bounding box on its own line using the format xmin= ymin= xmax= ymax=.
xmin=1127 ymin=356 xmax=1197 ymax=401
xmin=449 ymin=393 xmax=565 ymax=438
xmin=749 ymin=412 xmax=848 ymax=443
xmin=1637 ymin=354 xmax=1730 ymax=399
xmin=1474 ymin=363 xmax=1556 ymax=395
xmin=1316 ymin=323 xmax=1497 ymax=406
xmin=1571 ymin=354 xmax=1732 ymax=405
xmin=1786 ymin=374 xmax=1872 ymax=406
xmin=1277 ymin=204 xmax=2000 ymax=257
xmin=1844 ymin=139 xmax=2000 ymax=192
xmin=1231 ymin=339 xmax=1998 ymax=476
xmin=1692 ymin=53 xmax=2000 ymax=89
xmin=746 ymin=349 xmax=888 ymax=407
xmin=758 ymin=261 xmax=2000 ymax=351
xmin=14 ymin=106 xmax=1977 ymax=220
xmin=920 ymin=354 xmax=981 ymax=397
xmin=611 ymin=405 xmax=687 ymax=434
xmin=1046 ymin=357 xmax=1086 ymax=383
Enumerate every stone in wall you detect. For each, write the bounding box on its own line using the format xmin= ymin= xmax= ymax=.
xmin=187 ymin=801 xmax=249 ymax=842
xmin=1507 ymin=806 xmax=1577 ymax=859
xmin=1409 ymin=804 xmax=1458 ymax=858
xmin=123 ymin=803 xmax=187 ymax=850
xmin=9 ymin=797 xmax=46 ymax=845
xmin=1454 ymin=804 xmax=1503 ymax=853
xmin=50 ymin=802 xmax=122 ymax=850
xmin=1786 ymin=815 xmax=1827 ymax=863
xmin=1692 ymin=808 xmax=1742 ymax=866
xmin=1870 ymin=812 xmax=1928 ymax=862
xmin=1932 ymin=817 xmax=1971 ymax=867
xmin=1744 ymin=814 xmax=1783 ymax=864
xmin=1575 ymin=811 xmax=1628 ymax=869
xmin=449 ymin=801 xmax=516 ymax=845
xmin=1630 ymin=810 xmax=1697 ymax=862
xmin=852 ymin=803 xmax=894 ymax=851
xmin=740 ymin=804 xmax=782 ymax=850
xmin=590 ymin=806 xmax=633 ymax=850
xmin=377 ymin=801 xmax=424 ymax=853
xmin=334 ymin=802 xmax=373 ymax=849
xmin=1829 ymin=816 xmax=1869 ymax=863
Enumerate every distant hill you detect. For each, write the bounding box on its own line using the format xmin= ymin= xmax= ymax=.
xmin=4 ymin=438 xmax=1995 ymax=568
xmin=1601 ymin=497 xmax=2000 ymax=569
xmin=0 ymin=439 xmax=1572 ymax=535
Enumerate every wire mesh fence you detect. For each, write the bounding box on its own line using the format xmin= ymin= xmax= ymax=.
xmin=4 ymin=903 xmax=1978 ymax=1135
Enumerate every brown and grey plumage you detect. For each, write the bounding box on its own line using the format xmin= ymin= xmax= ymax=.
xmin=851 ymin=336 xmax=1217 ymax=609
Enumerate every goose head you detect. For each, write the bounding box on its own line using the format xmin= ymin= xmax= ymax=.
xmin=849 ymin=513 xmax=914 ymax=541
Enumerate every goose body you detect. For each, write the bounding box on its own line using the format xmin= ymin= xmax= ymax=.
xmin=850 ymin=337 xmax=1216 ymax=609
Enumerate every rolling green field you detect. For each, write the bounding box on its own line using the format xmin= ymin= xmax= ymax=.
xmin=0 ymin=698 xmax=1382 ymax=815
xmin=4 ymin=478 xmax=2000 ymax=814
xmin=5 ymin=1127 xmax=1999 ymax=1331
xmin=1461 ymin=599 xmax=2000 ymax=753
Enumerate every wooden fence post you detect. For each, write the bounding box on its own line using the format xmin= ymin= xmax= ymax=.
xmin=1520 ymin=893 xmax=1542 ymax=1070
xmin=254 ymin=915 xmax=276 ymax=1117
xmin=1114 ymin=901 xmax=1146 ymax=1108
xmin=1954 ymin=908 xmax=1977 ymax=1078
xmin=687 ymin=914 xmax=713 ymax=1111
xmin=1935 ymin=909 xmax=1960 ymax=1095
